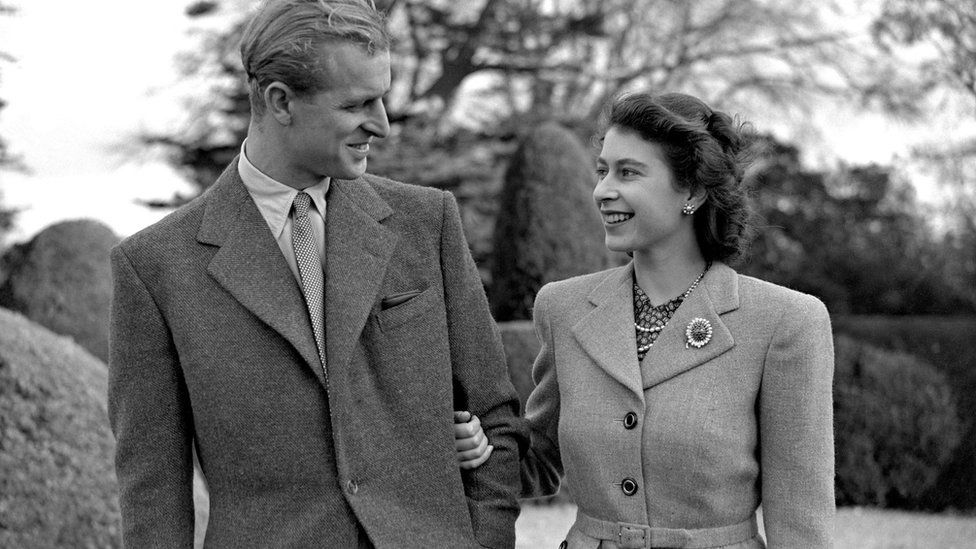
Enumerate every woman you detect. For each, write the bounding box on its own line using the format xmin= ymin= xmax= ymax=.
xmin=458 ymin=91 xmax=835 ymax=548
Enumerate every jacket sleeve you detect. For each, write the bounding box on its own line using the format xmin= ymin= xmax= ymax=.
xmin=759 ymin=294 xmax=835 ymax=548
xmin=519 ymin=284 xmax=564 ymax=499
xmin=108 ymin=245 xmax=195 ymax=548
xmin=438 ymin=191 xmax=529 ymax=549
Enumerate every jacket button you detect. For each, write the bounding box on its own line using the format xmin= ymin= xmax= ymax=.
xmin=623 ymin=411 xmax=638 ymax=429
xmin=621 ymin=477 xmax=638 ymax=496
xmin=346 ymin=479 xmax=359 ymax=495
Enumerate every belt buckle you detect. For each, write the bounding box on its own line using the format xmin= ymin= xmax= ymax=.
xmin=618 ymin=524 xmax=649 ymax=549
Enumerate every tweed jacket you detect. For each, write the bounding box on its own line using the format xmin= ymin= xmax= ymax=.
xmin=108 ymin=161 xmax=526 ymax=549
xmin=521 ymin=262 xmax=834 ymax=548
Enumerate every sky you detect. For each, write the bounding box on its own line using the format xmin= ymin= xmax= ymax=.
xmin=0 ymin=0 xmax=959 ymax=246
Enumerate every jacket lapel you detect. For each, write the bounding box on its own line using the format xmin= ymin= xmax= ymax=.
xmin=323 ymin=178 xmax=396 ymax=376
xmin=199 ymin=161 xmax=326 ymax=387
xmin=571 ymin=264 xmax=645 ymax=400
xmin=640 ymin=262 xmax=739 ymax=389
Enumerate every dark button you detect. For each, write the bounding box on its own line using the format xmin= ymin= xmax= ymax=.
xmin=346 ymin=479 xmax=359 ymax=495
xmin=558 ymin=542 xmax=568 ymax=549
xmin=621 ymin=477 xmax=638 ymax=496
xmin=623 ymin=411 xmax=639 ymax=430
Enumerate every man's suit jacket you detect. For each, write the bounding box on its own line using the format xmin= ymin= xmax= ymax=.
xmin=521 ymin=262 xmax=835 ymax=548
xmin=108 ymin=161 xmax=526 ymax=548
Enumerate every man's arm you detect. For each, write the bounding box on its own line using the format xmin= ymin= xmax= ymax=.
xmin=108 ymin=245 xmax=195 ymax=547
xmin=438 ymin=191 xmax=529 ymax=549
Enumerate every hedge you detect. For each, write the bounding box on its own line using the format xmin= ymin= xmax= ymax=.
xmin=0 ymin=219 xmax=119 ymax=362
xmin=488 ymin=122 xmax=608 ymax=321
xmin=833 ymin=315 xmax=976 ymax=510
xmin=0 ymin=307 xmax=121 ymax=548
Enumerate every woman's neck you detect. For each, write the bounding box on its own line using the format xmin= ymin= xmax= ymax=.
xmin=632 ymin=248 xmax=708 ymax=306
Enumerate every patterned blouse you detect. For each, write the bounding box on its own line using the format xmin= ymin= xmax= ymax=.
xmin=632 ymin=279 xmax=685 ymax=362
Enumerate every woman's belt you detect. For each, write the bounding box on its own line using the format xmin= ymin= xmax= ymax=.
xmin=574 ymin=510 xmax=758 ymax=549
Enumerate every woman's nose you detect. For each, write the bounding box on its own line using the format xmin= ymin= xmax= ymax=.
xmin=593 ymin=176 xmax=618 ymax=203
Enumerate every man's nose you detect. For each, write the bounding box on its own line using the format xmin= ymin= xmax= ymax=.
xmin=365 ymin=98 xmax=390 ymax=139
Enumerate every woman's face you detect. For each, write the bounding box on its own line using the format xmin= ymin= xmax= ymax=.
xmin=593 ymin=126 xmax=694 ymax=255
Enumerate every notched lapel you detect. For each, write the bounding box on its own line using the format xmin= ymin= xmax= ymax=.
xmin=201 ymin=168 xmax=326 ymax=388
xmin=324 ymin=179 xmax=397 ymax=376
xmin=571 ymin=266 xmax=644 ymax=400
xmin=640 ymin=264 xmax=739 ymax=389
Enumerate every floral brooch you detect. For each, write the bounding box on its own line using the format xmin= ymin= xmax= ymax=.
xmin=685 ymin=317 xmax=713 ymax=349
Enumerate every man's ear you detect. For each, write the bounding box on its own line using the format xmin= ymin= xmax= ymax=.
xmin=263 ymin=82 xmax=294 ymax=125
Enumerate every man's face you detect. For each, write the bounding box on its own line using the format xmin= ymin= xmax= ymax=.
xmin=284 ymin=42 xmax=391 ymax=184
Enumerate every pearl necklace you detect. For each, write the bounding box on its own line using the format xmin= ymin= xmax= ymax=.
xmin=635 ymin=262 xmax=711 ymax=352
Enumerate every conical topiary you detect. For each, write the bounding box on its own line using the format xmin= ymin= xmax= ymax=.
xmin=489 ymin=122 xmax=608 ymax=321
xmin=0 ymin=219 xmax=120 ymax=362
xmin=0 ymin=307 xmax=121 ymax=547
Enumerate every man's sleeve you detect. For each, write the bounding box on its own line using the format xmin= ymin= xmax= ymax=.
xmin=108 ymin=245 xmax=195 ymax=547
xmin=438 ymin=191 xmax=529 ymax=549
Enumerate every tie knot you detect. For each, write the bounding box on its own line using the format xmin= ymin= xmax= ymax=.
xmin=293 ymin=191 xmax=311 ymax=217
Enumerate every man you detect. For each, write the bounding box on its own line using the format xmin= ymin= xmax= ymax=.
xmin=108 ymin=0 xmax=526 ymax=547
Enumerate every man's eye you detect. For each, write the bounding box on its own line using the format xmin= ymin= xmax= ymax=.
xmin=621 ymin=168 xmax=639 ymax=177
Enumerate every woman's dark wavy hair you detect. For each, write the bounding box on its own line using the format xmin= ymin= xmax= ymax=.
xmin=598 ymin=91 xmax=756 ymax=264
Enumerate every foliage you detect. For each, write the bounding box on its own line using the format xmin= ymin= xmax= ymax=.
xmin=488 ymin=122 xmax=607 ymax=321
xmin=832 ymin=334 xmax=962 ymax=509
xmin=833 ymin=315 xmax=976 ymax=510
xmin=873 ymin=0 xmax=976 ymax=107
xmin=144 ymin=0 xmax=884 ymax=201
xmin=0 ymin=219 xmax=120 ymax=362
xmin=0 ymin=1 xmax=22 ymax=243
xmin=741 ymin=136 xmax=976 ymax=314
xmin=0 ymin=307 xmax=121 ymax=548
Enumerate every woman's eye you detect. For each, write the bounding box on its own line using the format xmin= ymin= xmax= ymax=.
xmin=595 ymin=167 xmax=608 ymax=178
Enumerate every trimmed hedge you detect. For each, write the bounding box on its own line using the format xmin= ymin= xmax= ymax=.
xmin=0 ymin=219 xmax=120 ymax=362
xmin=0 ymin=307 xmax=121 ymax=548
xmin=833 ymin=334 xmax=962 ymax=508
xmin=833 ymin=315 xmax=976 ymax=510
xmin=489 ymin=122 xmax=608 ymax=321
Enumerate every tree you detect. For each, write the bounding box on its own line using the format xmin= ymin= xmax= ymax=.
xmin=870 ymin=0 xmax=976 ymax=307
xmin=0 ymin=1 xmax=21 ymax=242
xmin=742 ymin=135 xmax=976 ymax=315
xmin=873 ymin=0 xmax=976 ymax=108
xmin=144 ymin=0 xmax=889 ymax=200
xmin=488 ymin=122 xmax=607 ymax=321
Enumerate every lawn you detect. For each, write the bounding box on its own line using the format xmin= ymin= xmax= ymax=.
xmin=515 ymin=504 xmax=976 ymax=548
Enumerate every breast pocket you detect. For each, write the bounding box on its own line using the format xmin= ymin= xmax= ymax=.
xmin=375 ymin=286 xmax=437 ymax=332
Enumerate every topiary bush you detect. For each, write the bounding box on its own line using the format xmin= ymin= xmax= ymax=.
xmin=833 ymin=315 xmax=976 ymax=510
xmin=0 ymin=306 xmax=121 ymax=548
xmin=488 ymin=122 xmax=608 ymax=321
xmin=0 ymin=219 xmax=120 ymax=362
xmin=833 ymin=334 xmax=963 ymax=508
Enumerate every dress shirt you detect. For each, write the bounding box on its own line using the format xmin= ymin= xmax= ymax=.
xmin=238 ymin=140 xmax=329 ymax=282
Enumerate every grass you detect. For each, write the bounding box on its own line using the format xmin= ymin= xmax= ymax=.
xmin=515 ymin=503 xmax=976 ymax=549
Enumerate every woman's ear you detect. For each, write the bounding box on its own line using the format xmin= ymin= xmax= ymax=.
xmin=687 ymin=186 xmax=708 ymax=210
xmin=263 ymin=82 xmax=294 ymax=125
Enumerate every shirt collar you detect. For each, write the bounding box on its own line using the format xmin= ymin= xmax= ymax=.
xmin=238 ymin=139 xmax=330 ymax=238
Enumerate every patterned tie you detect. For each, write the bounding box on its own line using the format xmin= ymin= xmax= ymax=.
xmin=291 ymin=192 xmax=326 ymax=368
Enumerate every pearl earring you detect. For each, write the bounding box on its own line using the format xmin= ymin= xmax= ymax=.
xmin=682 ymin=203 xmax=696 ymax=215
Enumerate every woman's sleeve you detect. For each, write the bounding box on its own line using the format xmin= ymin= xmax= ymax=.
xmin=759 ymin=293 xmax=835 ymax=548
xmin=519 ymin=284 xmax=564 ymax=499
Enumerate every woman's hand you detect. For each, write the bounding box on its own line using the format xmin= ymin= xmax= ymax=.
xmin=453 ymin=411 xmax=493 ymax=469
